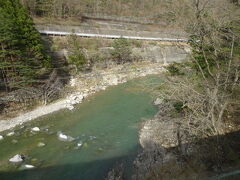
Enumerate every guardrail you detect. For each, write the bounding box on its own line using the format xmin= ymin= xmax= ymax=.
xmin=39 ymin=30 xmax=188 ymax=42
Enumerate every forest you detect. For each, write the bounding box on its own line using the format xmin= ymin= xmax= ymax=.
xmin=0 ymin=0 xmax=51 ymax=91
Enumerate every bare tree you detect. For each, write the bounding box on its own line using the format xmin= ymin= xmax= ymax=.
xmin=42 ymin=69 xmax=64 ymax=105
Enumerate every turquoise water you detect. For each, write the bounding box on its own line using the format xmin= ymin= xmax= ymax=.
xmin=0 ymin=76 xmax=159 ymax=180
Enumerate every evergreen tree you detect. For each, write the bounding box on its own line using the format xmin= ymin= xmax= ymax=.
xmin=0 ymin=0 xmax=51 ymax=91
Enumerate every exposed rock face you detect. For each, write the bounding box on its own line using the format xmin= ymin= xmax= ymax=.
xmin=139 ymin=103 xmax=180 ymax=149
xmin=134 ymin=100 xmax=240 ymax=179
xmin=133 ymin=103 xmax=185 ymax=179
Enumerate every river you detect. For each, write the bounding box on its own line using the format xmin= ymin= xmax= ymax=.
xmin=0 ymin=76 xmax=159 ymax=180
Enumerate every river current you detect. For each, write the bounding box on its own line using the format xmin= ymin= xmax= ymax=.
xmin=0 ymin=76 xmax=160 ymax=180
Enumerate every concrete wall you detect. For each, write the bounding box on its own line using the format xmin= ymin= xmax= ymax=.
xmin=132 ymin=45 xmax=191 ymax=64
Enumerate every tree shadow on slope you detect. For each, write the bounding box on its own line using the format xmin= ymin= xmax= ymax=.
xmin=40 ymin=35 xmax=70 ymax=85
xmin=134 ymin=130 xmax=240 ymax=180
xmin=37 ymin=35 xmax=71 ymax=104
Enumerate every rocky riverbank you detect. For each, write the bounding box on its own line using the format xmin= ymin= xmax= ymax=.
xmin=0 ymin=61 xmax=166 ymax=133
xmin=133 ymin=99 xmax=240 ymax=180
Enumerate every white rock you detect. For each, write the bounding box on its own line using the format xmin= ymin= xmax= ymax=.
xmin=9 ymin=154 xmax=23 ymax=163
xmin=70 ymin=78 xmax=76 ymax=87
xmin=24 ymin=164 xmax=35 ymax=169
xmin=31 ymin=127 xmax=40 ymax=132
xmin=58 ymin=132 xmax=75 ymax=142
xmin=0 ymin=135 xmax=3 ymax=140
xmin=67 ymin=105 xmax=74 ymax=110
xmin=58 ymin=133 xmax=68 ymax=140
xmin=37 ymin=142 xmax=46 ymax=147
xmin=77 ymin=141 xmax=83 ymax=147
xmin=7 ymin=132 xmax=15 ymax=136
xmin=154 ymin=98 xmax=163 ymax=105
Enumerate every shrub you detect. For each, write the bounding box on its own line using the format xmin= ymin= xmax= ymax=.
xmin=166 ymin=63 xmax=184 ymax=76
xmin=67 ymin=34 xmax=88 ymax=71
xmin=111 ymin=38 xmax=132 ymax=64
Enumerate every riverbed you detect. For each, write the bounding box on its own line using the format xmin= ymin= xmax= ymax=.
xmin=0 ymin=76 xmax=160 ymax=180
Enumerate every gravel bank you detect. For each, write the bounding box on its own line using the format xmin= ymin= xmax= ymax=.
xmin=0 ymin=62 xmax=166 ymax=133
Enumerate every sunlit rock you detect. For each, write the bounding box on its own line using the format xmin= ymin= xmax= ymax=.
xmin=0 ymin=135 xmax=3 ymax=140
xmin=66 ymin=104 xmax=74 ymax=111
xmin=37 ymin=142 xmax=46 ymax=147
xmin=31 ymin=127 xmax=40 ymax=132
xmin=58 ymin=132 xmax=75 ymax=142
xmin=6 ymin=132 xmax=15 ymax=136
xmin=11 ymin=139 xmax=18 ymax=144
xmin=24 ymin=164 xmax=35 ymax=169
xmin=9 ymin=154 xmax=24 ymax=163
xmin=70 ymin=78 xmax=76 ymax=87
xmin=77 ymin=141 xmax=83 ymax=147
xmin=58 ymin=133 xmax=68 ymax=140
xmin=154 ymin=98 xmax=163 ymax=105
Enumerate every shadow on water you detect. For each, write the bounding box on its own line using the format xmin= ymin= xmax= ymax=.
xmin=0 ymin=145 xmax=140 ymax=180
xmin=2 ymin=131 xmax=240 ymax=180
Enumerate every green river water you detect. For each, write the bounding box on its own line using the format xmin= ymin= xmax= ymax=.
xmin=0 ymin=76 xmax=159 ymax=180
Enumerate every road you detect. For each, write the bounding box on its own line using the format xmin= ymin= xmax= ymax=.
xmin=39 ymin=30 xmax=187 ymax=42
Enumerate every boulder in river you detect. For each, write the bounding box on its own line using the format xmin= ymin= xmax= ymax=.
xmin=11 ymin=139 xmax=18 ymax=144
xmin=31 ymin=127 xmax=40 ymax=132
xmin=154 ymin=98 xmax=163 ymax=105
xmin=9 ymin=154 xmax=24 ymax=163
xmin=37 ymin=142 xmax=46 ymax=147
xmin=24 ymin=164 xmax=35 ymax=169
xmin=77 ymin=141 xmax=83 ymax=147
xmin=58 ymin=133 xmax=68 ymax=140
xmin=58 ymin=132 xmax=75 ymax=142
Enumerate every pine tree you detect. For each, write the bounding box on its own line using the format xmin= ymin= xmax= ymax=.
xmin=0 ymin=0 xmax=51 ymax=91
